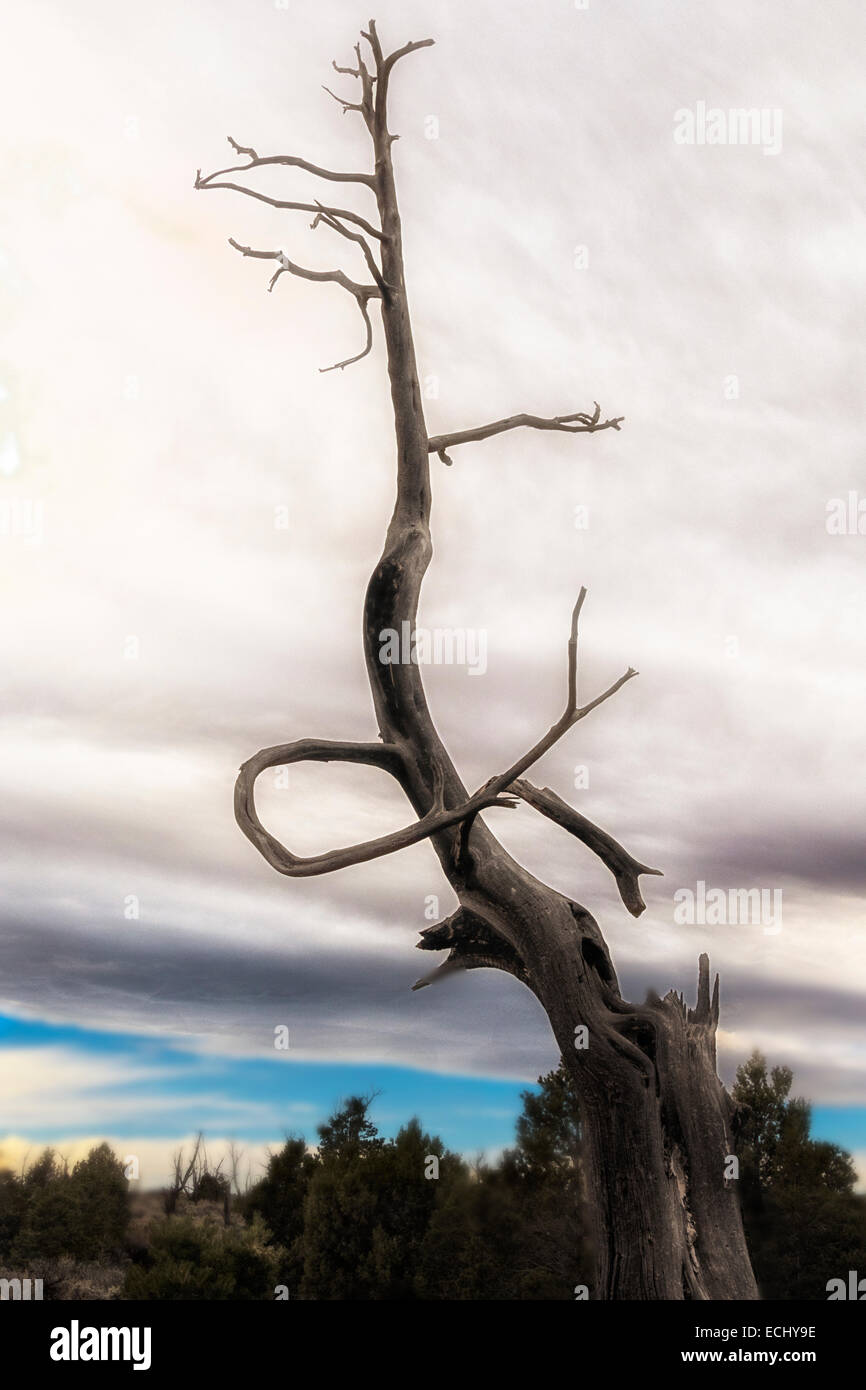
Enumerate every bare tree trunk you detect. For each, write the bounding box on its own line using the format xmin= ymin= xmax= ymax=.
xmin=200 ymin=19 xmax=758 ymax=1300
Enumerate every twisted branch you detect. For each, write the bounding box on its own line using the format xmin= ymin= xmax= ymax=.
xmin=234 ymin=738 xmax=520 ymax=878
xmin=234 ymin=591 xmax=650 ymax=916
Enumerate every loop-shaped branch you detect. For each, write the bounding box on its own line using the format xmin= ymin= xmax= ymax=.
xmin=234 ymin=738 xmax=519 ymax=879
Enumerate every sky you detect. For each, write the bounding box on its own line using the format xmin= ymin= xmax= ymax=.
xmin=1 ymin=0 xmax=864 ymax=1188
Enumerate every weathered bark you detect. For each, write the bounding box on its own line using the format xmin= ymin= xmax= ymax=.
xmin=205 ymin=20 xmax=759 ymax=1300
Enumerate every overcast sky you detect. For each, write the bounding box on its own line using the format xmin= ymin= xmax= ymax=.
xmin=1 ymin=0 xmax=865 ymax=1184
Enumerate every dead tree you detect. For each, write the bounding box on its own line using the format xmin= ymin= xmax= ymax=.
xmin=163 ymin=1133 xmax=202 ymax=1214
xmin=196 ymin=21 xmax=758 ymax=1300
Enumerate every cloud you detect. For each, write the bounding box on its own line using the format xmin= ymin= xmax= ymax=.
xmin=0 ymin=0 xmax=863 ymax=1143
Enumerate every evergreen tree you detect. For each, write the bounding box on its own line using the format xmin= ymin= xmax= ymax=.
xmin=243 ymin=1136 xmax=316 ymax=1287
xmin=732 ymin=1050 xmax=866 ymax=1298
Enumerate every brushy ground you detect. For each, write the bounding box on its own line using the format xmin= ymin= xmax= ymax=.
xmin=1 ymin=1192 xmax=238 ymax=1299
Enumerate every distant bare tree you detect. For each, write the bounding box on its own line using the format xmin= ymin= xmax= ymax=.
xmin=163 ymin=1133 xmax=203 ymax=1215
xmin=197 ymin=20 xmax=757 ymax=1300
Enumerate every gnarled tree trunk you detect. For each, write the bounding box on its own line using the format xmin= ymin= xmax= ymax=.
xmin=199 ymin=19 xmax=758 ymax=1300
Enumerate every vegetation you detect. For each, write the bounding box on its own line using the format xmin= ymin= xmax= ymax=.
xmin=732 ymin=1050 xmax=866 ymax=1299
xmin=123 ymin=1214 xmax=281 ymax=1301
xmin=0 ymin=1052 xmax=862 ymax=1299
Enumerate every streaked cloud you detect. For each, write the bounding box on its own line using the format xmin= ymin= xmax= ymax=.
xmin=1 ymin=0 xmax=863 ymax=1157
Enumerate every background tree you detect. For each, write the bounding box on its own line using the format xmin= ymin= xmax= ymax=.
xmin=9 ymin=1143 xmax=128 ymax=1264
xmin=243 ymin=1135 xmax=315 ymax=1288
xmin=0 ymin=1167 xmax=25 ymax=1260
xmin=732 ymin=1050 xmax=866 ymax=1299
xmin=298 ymin=1096 xmax=458 ymax=1300
xmin=418 ymin=1065 xmax=590 ymax=1299
xmin=197 ymin=19 xmax=756 ymax=1298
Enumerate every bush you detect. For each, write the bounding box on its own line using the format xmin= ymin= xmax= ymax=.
xmin=191 ymin=1171 xmax=229 ymax=1204
xmin=12 ymin=1143 xmax=128 ymax=1264
xmin=0 ymin=1170 xmax=26 ymax=1260
xmin=121 ymin=1214 xmax=283 ymax=1300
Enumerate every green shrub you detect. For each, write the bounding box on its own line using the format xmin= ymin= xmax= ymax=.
xmin=0 ymin=1170 xmax=26 ymax=1260
xmin=122 ymin=1214 xmax=282 ymax=1300
xmin=12 ymin=1143 xmax=128 ymax=1263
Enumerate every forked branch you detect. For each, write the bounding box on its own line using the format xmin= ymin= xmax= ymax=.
xmin=470 ymin=589 xmax=636 ymax=803
xmin=510 ymin=780 xmax=662 ymax=917
xmin=453 ymin=589 xmax=637 ymax=860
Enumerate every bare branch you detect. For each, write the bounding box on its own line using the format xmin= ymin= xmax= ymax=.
xmin=362 ymin=19 xmax=434 ymax=128
xmin=353 ymin=44 xmax=377 ymax=123
xmin=428 ymin=404 xmax=624 ymax=465
xmin=234 ymin=738 xmax=519 ymax=879
xmin=227 ymin=239 xmax=381 ymax=372
xmin=233 ymin=594 xmax=637 ymax=884
xmin=226 ymin=239 xmax=376 ymax=298
xmin=456 ymin=590 xmax=637 ymax=859
xmin=360 ymin=20 xmax=384 ymax=68
xmin=310 ymin=202 xmax=389 ymax=295
xmin=509 ymin=780 xmax=663 ymax=917
xmin=381 ymin=36 xmax=436 ymax=79
xmin=195 ymin=139 xmax=384 ymax=239
xmin=195 ymin=176 xmax=385 ymax=240
xmin=216 ymin=136 xmax=375 ymax=187
xmin=322 ymin=85 xmax=364 ymax=115
xmin=476 ymin=591 xmax=637 ymax=799
xmin=227 ymin=136 xmax=258 ymax=160
xmin=329 ymin=42 xmax=377 ymax=128
xmin=319 ymin=292 xmax=374 ymax=372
